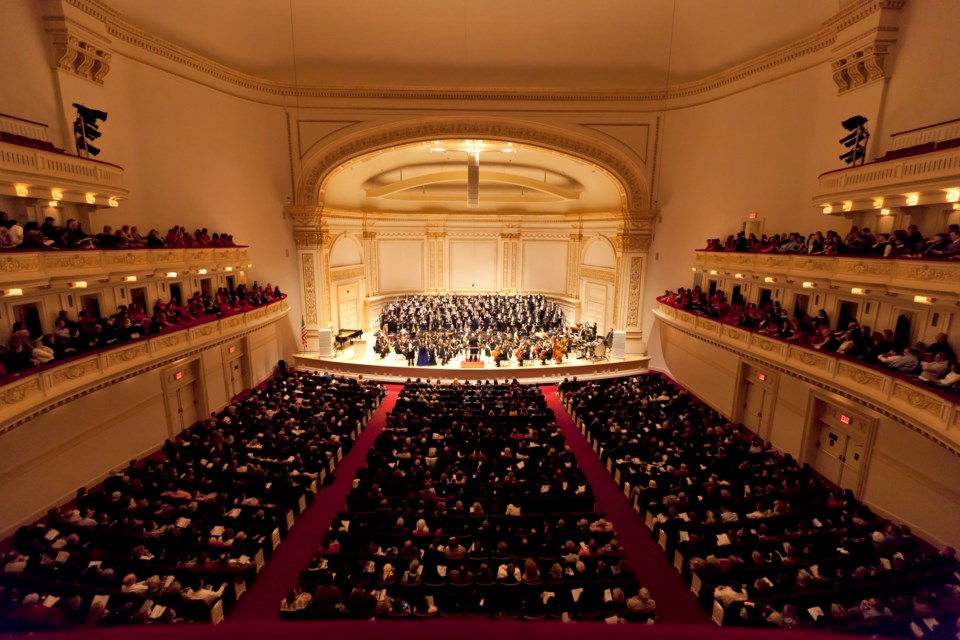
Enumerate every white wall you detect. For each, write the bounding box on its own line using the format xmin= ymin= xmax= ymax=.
xmin=521 ymin=240 xmax=568 ymax=294
xmin=449 ymin=238 xmax=499 ymax=291
xmin=377 ymin=239 xmax=424 ymax=292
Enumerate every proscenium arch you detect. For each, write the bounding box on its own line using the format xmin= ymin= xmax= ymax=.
xmin=297 ymin=117 xmax=649 ymax=219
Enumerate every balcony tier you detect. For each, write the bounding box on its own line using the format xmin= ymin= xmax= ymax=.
xmin=0 ymin=247 xmax=250 ymax=289
xmin=654 ymin=301 xmax=960 ymax=454
xmin=694 ymin=251 xmax=960 ymax=303
xmin=0 ymin=297 xmax=288 ymax=430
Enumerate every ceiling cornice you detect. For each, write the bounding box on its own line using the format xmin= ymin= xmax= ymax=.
xmin=61 ymin=0 xmax=897 ymax=110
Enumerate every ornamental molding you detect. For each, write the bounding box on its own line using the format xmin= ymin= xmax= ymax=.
xmin=831 ymin=42 xmax=895 ymax=95
xmin=836 ymin=259 xmax=893 ymax=276
xmin=837 ymin=361 xmax=885 ymax=387
xmin=106 ymin=343 xmax=147 ymax=367
xmin=891 ymin=382 xmax=944 ymax=418
xmin=104 ymin=251 xmax=148 ymax=266
xmin=330 ymin=266 xmax=365 ymax=282
xmin=621 ymin=234 xmax=652 ymax=252
xmin=0 ymin=379 xmax=42 ymax=408
xmin=301 ymin=118 xmax=646 ymax=218
xmin=899 ymin=264 xmax=960 ymax=283
xmin=50 ymin=359 xmax=99 ymax=384
xmin=0 ymin=255 xmax=41 ymax=273
xmin=301 ymin=252 xmax=318 ymax=325
xmin=294 ymin=231 xmax=325 ymax=249
xmin=157 ymin=333 xmax=187 ymax=349
xmin=44 ymin=17 xmax=113 ymax=86
xmin=789 ymin=347 xmax=830 ymax=370
xmin=47 ymin=253 xmax=100 ymax=270
xmin=626 ymin=257 xmax=643 ymax=326
xmin=580 ymin=267 xmax=616 ymax=284
xmin=829 ymin=1 xmax=903 ymax=95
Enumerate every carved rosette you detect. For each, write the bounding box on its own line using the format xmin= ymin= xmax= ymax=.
xmin=0 ymin=379 xmax=42 ymax=407
xmin=892 ymin=383 xmax=943 ymax=418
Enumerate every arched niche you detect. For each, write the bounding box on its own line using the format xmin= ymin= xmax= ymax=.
xmin=582 ymin=235 xmax=617 ymax=269
xmin=329 ymin=233 xmax=363 ymax=268
xmin=296 ymin=116 xmax=649 ymax=219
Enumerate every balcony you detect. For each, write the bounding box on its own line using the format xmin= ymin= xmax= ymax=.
xmin=654 ymin=301 xmax=960 ymax=454
xmin=0 ymin=246 xmax=250 ymax=289
xmin=693 ymin=251 xmax=960 ymax=302
xmin=0 ymin=296 xmax=289 ymax=429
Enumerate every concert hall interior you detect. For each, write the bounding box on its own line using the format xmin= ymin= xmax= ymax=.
xmin=1 ymin=0 xmax=960 ymax=637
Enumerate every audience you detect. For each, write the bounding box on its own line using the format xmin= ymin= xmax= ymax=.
xmin=2 ymin=370 xmax=384 ymax=632
xmin=657 ymin=287 xmax=959 ymax=396
xmin=560 ymin=373 xmax=960 ymax=635
xmin=703 ymin=224 xmax=960 ymax=259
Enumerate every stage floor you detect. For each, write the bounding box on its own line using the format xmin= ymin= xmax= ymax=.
xmin=293 ymin=339 xmax=650 ymax=383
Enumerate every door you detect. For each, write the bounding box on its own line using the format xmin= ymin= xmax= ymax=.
xmin=814 ymin=422 xmax=865 ymax=493
xmin=837 ymin=300 xmax=859 ymax=331
xmin=175 ymin=383 xmax=198 ymax=433
xmin=742 ymin=381 xmax=766 ymax=433
xmin=80 ymin=294 xmax=102 ymax=320
xmin=793 ymin=294 xmax=810 ymax=320
xmin=583 ymin=282 xmax=608 ymax=334
xmin=337 ymin=283 xmax=360 ymax=330
xmin=757 ymin=288 xmax=772 ymax=310
xmin=13 ymin=303 xmax=43 ymax=339
xmin=226 ymin=358 xmax=244 ymax=399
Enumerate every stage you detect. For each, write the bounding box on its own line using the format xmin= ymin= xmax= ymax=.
xmin=292 ymin=336 xmax=650 ymax=383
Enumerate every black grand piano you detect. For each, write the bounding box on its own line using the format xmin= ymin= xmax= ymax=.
xmin=334 ymin=328 xmax=363 ymax=351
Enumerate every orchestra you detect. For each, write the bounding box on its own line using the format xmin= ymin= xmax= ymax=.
xmin=361 ymin=295 xmax=615 ymax=368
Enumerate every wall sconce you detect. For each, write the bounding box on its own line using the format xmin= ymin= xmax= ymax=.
xmin=15 ymin=185 xmax=29 ymax=197
xmin=802 ymin=282 xmax=816 ymax=289
xmin=842 ymin=201 xmax=853 ymax=212
xmin=48 ymin=201 xmax=58 ymax=207
xmin=880 ymin=208 xmax=891 ymax=216
xmin=822 ymin=204 xmax=833 ymax=214
xmin=764 ymin=277 xmax=776 ymax=283
xmin=108 ymin=196 xmax=119 ymax=207
xmin=945 ymin=189 xmax=960 ymax=203
xmin=734 ymin=273 xmax=744 ymax=279
xmin=122 ymin=276 xmax=137 ymax=282
xmin=70 ymin=281 xmax=88 ymax=288
xmin=709 ymin=270 xmax=718 ymax=275
xmin=166 ymin=272 xmax=177 ymax=278
xmin=905 ymin=194 xmax=919 ymax=206
xmin=51 ymin=189 xmax=63 ymax=201
xmin=247 ymin=263 xmax=253 ymax=268
xmin=3 ymin=288 xmax=23 ymax=296
xmin=690 ymin=267 xmax=697 ymax=272
xmin=224 ymin=266 xmax=233 ymax=272
xmin=85 ymin=193 xmax=97 ymax=205
xmin=872 ymin=198 xmax=884 ymax=209
xmin=851 ymin=287 xmax=867 ymax=295
xmin=914 ymin=295 xmax=933 ymax=304
xmin=197 ymin=269 xmax=208 ymax=275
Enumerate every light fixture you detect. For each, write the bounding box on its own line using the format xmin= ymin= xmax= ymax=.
xmin=842 ymin=201 xmax=853 ymax=212
xmin=247 ymin=263 xmax=253 ymax=268
xmin=734 ymin=273 xmax=744 ymax=279
xmin=122 ymin=276 xmax=137 ymax=282
xmin=764 ymin=277 xmax=776 ymax=283
xmin=872 ymin=198 xmax=884 ymax=209
xmin=954 ymin=203 xmax=960 ymax=211
xmin=85 ymin=193 xmax=97 ymax=204
xmin=822 ymin=204 xmax=833 ymax=214
xmin=3 ymin=288 xmax=23 ymax=296
xmin=945 ymin=189 xmax=960 ymax=203
xmin=70 ymin=281 xmax=88 ymax=288
xmin=914 ymin=295 xmax=933 ymax=304
xmin=166 ymin=272 xmax=177 ymax=278
xmin=197 ymin=269 xmax=208 ymax=275
xmin=851 ymin=287 xmax=867 ymax=295
xmin=880 ymin=208 xmax=891 ymax=216
xmin=48 ymin=201 xmax=58 ymax=207
xmin=51 ymin=189 xmax=63 ymax=201
xmin=224 ymin=266 xmax=233 ymax=272
xmin=15 ymin=184 xmax=29 ymax=197
xmin=905 ymin=194 xmax=919 ymax=206
xmin=108 ymin=196 xmax=119 ymax=207
xmin=709 ymin=270 xmax=718 ymax=275
xmin=690 ymin=267 xmax=697 ymax=272
xmin=802 ymin=282 xmax=816 ymax=289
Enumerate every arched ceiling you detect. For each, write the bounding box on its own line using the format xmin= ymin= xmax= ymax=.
xmin=322 ymin=139 xmax=624 ymax=215
xmin=104 ymin=0 xmax=840 ymax=91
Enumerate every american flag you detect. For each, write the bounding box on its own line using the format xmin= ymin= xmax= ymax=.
xmin=300 ymin=316 xmax=308 ymax=351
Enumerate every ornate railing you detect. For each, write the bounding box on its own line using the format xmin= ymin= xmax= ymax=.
xmin=815 ymin=145 xmax=960 ymax=202
xmin=0 ymin=247 xmax=250 ymax=287
xmin=694 ymin=251 xmax=960 ymax=300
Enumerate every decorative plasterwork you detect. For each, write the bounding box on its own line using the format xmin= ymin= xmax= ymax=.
xmin=44 ymin=17 xmax=113 ymax=86
xmin=831 ymin=43 xmax=893 ymax=94
xmin=626 ymin=257 xmax=643 ymax=326
xmin=301 ymin=253 xmax=318 ymax=325
xmin=829 ymin=0 xmax=903 ymax=95
xmin=300 ymin=118 xmax=646 ymax=217
xmin=580 ymin=267 xmax=615 ymax=284
xmin=330 ymin=266 xmax=365 ymax=282
xmin=294 ymin=231 xmax=325 ymax=249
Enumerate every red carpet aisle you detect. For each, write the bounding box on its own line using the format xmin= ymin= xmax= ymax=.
xmin=229 ymin=384 xmax=402 ymax=621
xmin=541 ymin=385 xmax=709 ymax=625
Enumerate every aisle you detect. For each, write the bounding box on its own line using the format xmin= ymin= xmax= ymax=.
xmin=228 ymin=383 xmax=402 ymax=621
xmin=540 ymin=385 xmax=709 ymax=625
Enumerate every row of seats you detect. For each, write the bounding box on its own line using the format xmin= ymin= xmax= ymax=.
xmin=1 ymin=370 xmax=384 ymax=632
xmin=282 ymin=380 xmax=654 ymax=622
xmin=559 ymin=373 xmax=959 ymax=636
